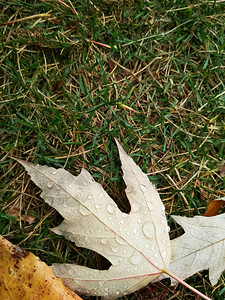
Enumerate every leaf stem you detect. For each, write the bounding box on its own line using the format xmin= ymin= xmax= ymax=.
xmin=162 ymin=269 xmax=212 ymax=300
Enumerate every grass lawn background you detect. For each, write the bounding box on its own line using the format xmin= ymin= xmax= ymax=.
xmin=0 ymin=0 xmax=225 ymax=299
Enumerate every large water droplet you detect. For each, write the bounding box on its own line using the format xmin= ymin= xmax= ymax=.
xmin=126 ymin=185 xmax=133 ymax=194
xmin=52 ymin=170 xmax=56 ymax=175
xmin=47 ymin=181 xmax=54 ymax=188
xmin=116 ymin=236 xmax=127 ymax=245
xmin=129 ymin=252 xmax=142 ymax=265
xmin=131 ymin=202 xmax=141 ymax=212
xmin=107 ymin=204 xmax=115 ymax=214
xmin=111 ymin=246 xmax=119 ymax=253
xmin=46 ymin=197 xmax=53 ymax=205
xmin=88 ymin=195 xmax=92 ymax=200
xmin=143 ymin=222 xmax=155 ymax=238
xmin=147 ymin=201 xmax=154 ymax=211
xmin=132 ymin=169 xmax=138 ymax=175
xmin=95 ymin=204 xmax=101 ymax=209
xmin=68 ymin=269 xmax=74 ymax=275
xmin=101 ymin=238 xmax=107 ymax=244
xmin=80 ymin=206 xmax=90 ymax=215
xmin=137 ymin=218 xmax=142 ymax=224
xmin=140 ymin=184 xmax=147 ymax=192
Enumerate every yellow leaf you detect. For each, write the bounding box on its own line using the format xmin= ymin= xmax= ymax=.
xmin=0 ymin=235 xmax=82 ymax=300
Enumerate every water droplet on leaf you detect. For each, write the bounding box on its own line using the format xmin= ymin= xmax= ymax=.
xmin=116 ymin=236 xmax=127 ymax=245
xmin=47 ymin=181 xmax=54 ymax=188
xmin=140 ymin=184 xmax=147 ymax=192
xmin=147 ymin=201 xmax=154 ymax=211
xmin=80 ymin=206 xmax=90 ymax=216
xmin=143 ymin=222 xmax=155 ymax=238
xmin=131 ymin=202 xmax=141 ymax=212
xmin=101 ymin=238 xmax=107 ymax=244
xmin=129 ymin=252 xmax=142 ymax=265
xmin=111 ymin=246 xmax=119 ymax=253
xmin=107 ymin=204 xmax=115 ymax=214
xmin=126 ymin=185 xmax=133 ymax=194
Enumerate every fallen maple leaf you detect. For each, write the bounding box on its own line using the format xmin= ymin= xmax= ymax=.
xmin=16 ymin=140 xmax=171 ymax=299
xmin=160 ymin=214 xmax=225 ymax=286
xmin=15 ymin=141 xmax=224 ymax=300
xmin=0 ymin=235 xmax=82 ymax=300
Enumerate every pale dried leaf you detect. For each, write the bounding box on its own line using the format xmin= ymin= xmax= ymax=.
xmin=17 ymin=141 xmax=171 ymax=299
xmin=161 ymin=214 xmax=225 ymax=286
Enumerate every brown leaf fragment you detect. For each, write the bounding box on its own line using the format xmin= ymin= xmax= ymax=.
xmin=109 ymin=59 xmax=115 ymax=71
xmin=6 ymin=207 xmax=36 ymax=224
xmin=0 ymin=235 xmax=82 ymax=300
xmin=52 ymin=79 xmax=64 ymax=94
xmin=6 ymin=208 xmax=20 ymax=217
xmin=20 ymin=214 xmax=36 ymax=224
xmin=218 ymin=163 xmax=225 ymax=177
xmin=50 ymin=18 xmax=62 ymax=25
xmin=204 ymin=198 xmax=225 ymax=217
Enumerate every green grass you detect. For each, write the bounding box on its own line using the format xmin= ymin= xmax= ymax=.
xmin=1 ymin=0 xmax=225 ymax=299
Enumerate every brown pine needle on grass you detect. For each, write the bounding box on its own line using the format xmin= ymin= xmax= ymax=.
xmin=0 ymin=13 xmax=51 ymax=26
